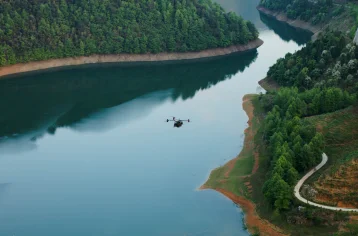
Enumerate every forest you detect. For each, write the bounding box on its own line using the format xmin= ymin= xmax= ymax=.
xmin=260 ymin=86 xmax=355 ymax=211
xmin=259 ymin=0 xmax=344 ymax=24
xmin=0 ymin=0 xmax=258 ymax=66
xmin=259 ymin=31 xmax=357 ymax=212
xmin=267 ymin=31 xmax=358 ymax=93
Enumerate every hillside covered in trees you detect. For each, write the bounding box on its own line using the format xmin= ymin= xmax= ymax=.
xmin=0 ymin=0 xmax=259 ymax=66
xmin=261 ymin=32 xmax=358 ymax=210
xmin=260 ymin=86 xmax=355 ymax=211
xmin=267 ymin=31 xmax=358 ymax=93
xmin=259 ymin=0 xmax=345 ymax=25
xmin=256 ymin=31 xmax=358 ymax=229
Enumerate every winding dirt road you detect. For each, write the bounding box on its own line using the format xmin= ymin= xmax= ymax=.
xmin=294 ymin=153 xmax=358 ymax=212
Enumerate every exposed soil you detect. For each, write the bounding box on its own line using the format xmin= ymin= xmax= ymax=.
xmin=258 ymin=77 xmax=280 ymax=92
xmin=314 ymin=159 xmax=358 ymax=208
xmin=305 ymin=107 xmax=358 ymax=210
xmin=223 ymin=95 xmax=256 ymax=178
xmin=242 ymin=95 xmax=260 ymax=175
xmin=0 ymin=39 xmax=263 ymax=78
xmin=200 ymin=95 xmax=286 ymax=235
xmin=202 ymin=187 xmax=287 ymax=236
xmin=257 ymin=6 xmax=321 ymax=39
xmin=242 ymin=95 xmax=255 ymax=165
xmin=349 ymin=215 xmax=358 ymax=222
xmin=224 ymin=158 xmax=238 ymax=178
xmin=257 ymin=6 xmax=355 ymax=42
xmin=252 ymin=148 xmax=260 ymax=174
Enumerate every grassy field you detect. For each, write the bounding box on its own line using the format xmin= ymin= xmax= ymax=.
xmin=304 ymin=106 xmax=358 ymax=209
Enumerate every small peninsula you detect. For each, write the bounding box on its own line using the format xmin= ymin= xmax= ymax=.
xmin=204 ymin=30 xmax=358 ymax=236
xmin=203 ymin=1 xmax=358 ymax=234
xmin=0 ymin=0 xmax=262 ymax=74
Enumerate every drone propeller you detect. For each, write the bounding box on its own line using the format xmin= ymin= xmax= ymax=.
xmin=165 ymin=117 xmax=191 ymax=122
xmin=166 ymin=116 xmax=176 ymax=121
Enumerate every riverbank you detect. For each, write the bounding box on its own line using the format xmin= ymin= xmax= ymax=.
xmin=200 ymin=94 xmax=286 ymax=236
xmin=257 ymin=6 xmax=322 ymax=40
xmin=257 ymin=5 xmax=357 ymax=42
xmin=258 ymin=77 xmax=280 ymax=92
xmin=0 ymin=39 xmax=263 ymax=79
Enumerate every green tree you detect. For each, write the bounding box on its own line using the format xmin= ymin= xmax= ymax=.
xmin=0 ymin=0 xmax=259 ymax=66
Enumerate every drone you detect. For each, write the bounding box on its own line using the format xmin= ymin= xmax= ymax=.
xmin=166 ymin=117 xmax=190 ymax=128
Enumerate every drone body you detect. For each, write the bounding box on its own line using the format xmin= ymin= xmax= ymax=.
xmin=166 ymin=117 xmax=190 ymax=128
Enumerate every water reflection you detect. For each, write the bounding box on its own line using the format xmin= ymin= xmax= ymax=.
xmin=214 ymin=0 xmax=312 ymax=45
xmin=0 ymin=51 xmax=257 ymax=146
xmin=259 ymin=12 xmax=312 ymax=45
xmin=215 ymin=0 xmax=263 ymax=27
xmin=53 ymin=89 xmax=173 ymax=134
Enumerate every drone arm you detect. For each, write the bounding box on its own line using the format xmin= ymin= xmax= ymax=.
xmin=166 ymin=117 xmax=189 ymax=122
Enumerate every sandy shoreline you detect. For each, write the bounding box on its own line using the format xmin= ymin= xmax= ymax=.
xmin=0 ymin=39 xmax=263 ymax=79
xmin=257 ymin=6 xmax=322 ymax=40
xmin=200 ymin=95 xmax=286 ymax=236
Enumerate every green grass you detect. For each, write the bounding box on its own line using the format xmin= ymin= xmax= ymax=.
xmin=303 ymin=106 xmax=358 ymax=208
xmin=203 ymin=95 xmax=357 ymax=235
xmin=203 ymin=158 xmax=252 ymax=197
xmin=201 ymin=94 xmax=259 ymax=198
xmin=305 ymin=105 xmax=358 ymax=183
xmin=248 ymin=100 xmax=350 ymax=236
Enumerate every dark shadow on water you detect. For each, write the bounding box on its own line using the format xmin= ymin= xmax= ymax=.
xmin=53 ymin=89 xmax=174 ymax=134
xmin=0 ymin=51 xmax=257 ymax=147
xmin=259 ymin=12 xmax=312 ymax=45
xmin=212 ymin=0 xmax=311 ymax=45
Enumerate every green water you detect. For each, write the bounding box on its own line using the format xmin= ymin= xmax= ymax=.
xmin=0 ymin=0 xmax=311 ymax=235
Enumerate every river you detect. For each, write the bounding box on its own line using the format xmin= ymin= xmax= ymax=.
xmin=0 ymin=0 xmax=311 ymax=235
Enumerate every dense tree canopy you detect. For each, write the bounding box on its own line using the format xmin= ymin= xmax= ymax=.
xmin=260 ymin=0 xmax=344 ymax=24
xmin=267 ymin=31 xmax=358 ymax=93
xmin=259 ymin=84 xmax=355 ymax=211
xmin=0 ymin=0 xmax=259 ymax=66
xmin=260 ymin=31 xmax=357 ymax=211
xmin=259 ymin=29 xmax=358 ymax=212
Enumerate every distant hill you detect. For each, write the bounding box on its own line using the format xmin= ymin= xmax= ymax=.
xmin=259 ymin=0 xmax=344 ymax=25
xmin=0 ymin=0 xmax=259 ymax=66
